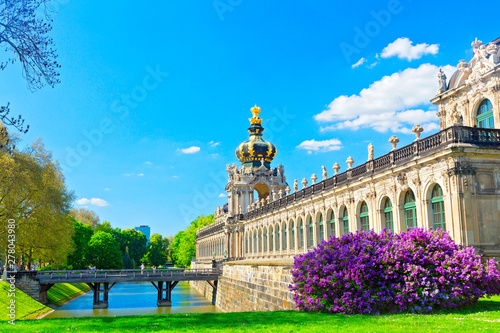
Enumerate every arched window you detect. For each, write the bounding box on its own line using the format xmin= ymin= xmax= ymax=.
xmin=477 ymin=99 xmax=494 ymax=128
xmin=404 ymin=190 xmax=417 ymax=229
xmin=245 ymin=235 xmax=248 ymax=254
xmin=253 ymin=231 xmax=257 ymax=253
xmin=342 ymin=207 xmax=349 ymax=235
xmin=276 ymin=225 xmax=280 ymax=251
xmin=290 ymin=221 xmax=295 ymax=249
xmin=270 ymin=229 xmax=273 ymax=252
xmin=299 ymin=218 xmax=304 ymax=249
xmin=383 ymin=198 xmax=393 ymax=232
xmin=318 ymin=213 xmax=324 ymax=242
xmin=359 ymin=202 xmax=369 ymax=232
xmin=431 ymin=184 xmax=446 ymax=230
xmin=283 ymin=223 xmax=287 ymax=250
xmin=328 ymin=210 xmax=335 ymax=238
xmin=264 ymin=229 xmax=268 ymax=252
xmin=258 ymin=230 xmax=262 ymax=253
xmin=308 ymin=216 xmax=314 ymax=248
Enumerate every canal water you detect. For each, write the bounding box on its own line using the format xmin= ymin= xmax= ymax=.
xmin=45 ymin=281 xmax=220 ymax=318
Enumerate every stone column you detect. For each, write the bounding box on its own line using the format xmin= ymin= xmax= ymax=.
xmin=336 ymin=216 xmax=342 ymax=237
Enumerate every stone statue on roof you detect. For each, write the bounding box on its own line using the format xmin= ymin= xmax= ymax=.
xmin=437 ymin=68 xmax=447 ymax=94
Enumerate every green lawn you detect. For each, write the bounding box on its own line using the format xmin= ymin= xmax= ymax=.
xmin=2 ymin=296 xmax=500 ymax=332
xmin=47 ymin=283 xmax=90 ymax=307
xmin=0 ymin=282 xmax=51 ymax=321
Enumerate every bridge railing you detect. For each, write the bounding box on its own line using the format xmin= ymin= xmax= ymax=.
xmin=36 ymin=268 xmax=221 ymax=281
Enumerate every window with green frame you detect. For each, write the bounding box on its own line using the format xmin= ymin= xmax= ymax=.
xmin=290 ymin=222 xmax=295 ymax=249
xmin=329 ymin=211 xmax=335 ymax=238
xmin=253 ymin=233 xmax=256 ymax=253
xmin=283 ymin=224 xmax=287 ymax=250
xmin=264 ymin=230 xmax=267 ymax=252
xmin=270 ymin=230 xmax=273 ymax=251
xmin=342 ymin=207 xmax=349 ymax=235
xmin=299 ymin=219 xmax=304 ymax=249
xmin=318 ymin=213 xmax=324 ymax=242
xmin=477 ymin=99 xmax=494 ymax=128
xmin=245 ymin=236 xmax=248 ymax=253
xmin=431 ymin=184 xmax=446 ymax=230
xmin=404 ymin=191 xmax=417 ymax=229
xmin=359 ymin=202 xmax=369 ymax=232
xmin=258 ymin=231 xmax=261 ymax=252
xmin=308 ymin=216 xmax=314 ymax=247
xmin=383 ymin=197 xmax=393 ymax=232
xmin=276 ymin=227 xmax=280 ymax=251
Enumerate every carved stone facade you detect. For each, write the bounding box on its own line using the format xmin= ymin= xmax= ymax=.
xmin=432 ymin=37 xmax=500 ymax=130
xmin=196 ymin=37 xmax=500 ymax=264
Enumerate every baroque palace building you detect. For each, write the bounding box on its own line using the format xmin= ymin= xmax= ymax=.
xmin=196 ymin=37 xmax=500 ymax=263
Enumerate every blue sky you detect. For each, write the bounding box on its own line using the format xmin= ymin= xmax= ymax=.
xmin=1 ymin=0 xmax=498 ymax=236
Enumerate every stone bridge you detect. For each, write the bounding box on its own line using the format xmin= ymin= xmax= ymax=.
xmin=5 ymin=268 xmax=221 ymax=309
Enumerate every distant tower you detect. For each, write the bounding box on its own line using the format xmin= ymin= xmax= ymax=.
xmin=135 ymin=225 xmax=151 ymax=245
xmin=225 ymin=105 xmax=288 ymax=216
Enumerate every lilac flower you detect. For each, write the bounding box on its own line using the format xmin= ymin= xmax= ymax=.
xmin=290 ymin=228 xmax=500 ymax=314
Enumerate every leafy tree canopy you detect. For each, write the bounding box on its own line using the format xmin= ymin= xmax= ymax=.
xmin=170 ymin=215 xmax=213 ymax=267
xmin=143 ymin=233 xmax=168 ymax=267
xmin=66 ymin=219 xmax=93 ymax=269
xmin=85 ymin=231 xmax=123 ymax=269
xmin=0 ymin=127 xmax=74 ymax=270
xmin=69 ymin=207 xmax=100 ymax=229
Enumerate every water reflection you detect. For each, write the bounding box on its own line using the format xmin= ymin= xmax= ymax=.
xmin=46 ymin=281 xmax=219 ymax=318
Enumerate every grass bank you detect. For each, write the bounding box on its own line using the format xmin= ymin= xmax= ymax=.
xmin=2 ymin=296 xmax=500 ymax=332
xmin=0 ymin=282 xmax=51 ymax=321
xmin=47 ymin=283 xmax=90 ymax=307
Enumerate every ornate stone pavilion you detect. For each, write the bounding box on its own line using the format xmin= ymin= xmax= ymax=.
xmin=196 ymin=37 xmax=500 ymax=263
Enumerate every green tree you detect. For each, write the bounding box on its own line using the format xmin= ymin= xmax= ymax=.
xmin=0 ymin=132 xmax=74 ymax=270
xmin=170 ymin=215 xmax=213 ymax=267
xmin=170 ymin=231 xmax=184 ymax=267
xmin=143 ymin=234 xmax=168 ymax=266
xmin=85 ymin=232 xmax=123 ymax=269
xmin=118 ymin=229 xmax=147 ymax=265
xmin=122 ymin=247 xmax=135 ymax=269
xmin=67 ymin=219 xmax=94 ymax=269
xmin=69 ymin=208 xmax=100 ymax=230
xmin=95 ymin=221 xmax=114 ymax=234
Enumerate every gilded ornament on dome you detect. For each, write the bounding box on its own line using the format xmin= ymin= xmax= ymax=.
xmin=266 ymin=142 xmax=272 ymax=157
xmin=249 ymin=104 xmax=263 ymax=125
xmin=248 ymin=140 xmax=255 ymax=156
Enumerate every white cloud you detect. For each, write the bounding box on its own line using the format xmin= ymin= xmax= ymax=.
xmin=178 ymin=146 xmax=200 ymax=154
xmin=297 ymin=139 xmax=342 ymax=153
xmin=218 ymin=193 xmax=227 ymax=198
xmin=351 ymin=57 xmax=366 ymax=68
xmin=381 ymin=38 xmax=439 ymax=61
xmin=314 ymin=64 xmax=455 ymax=133
xmin=144 ymin=161 xmax=152 ymax=165
xmin=368 ymin=62 xmax=378 ymax=69
xmin=123 ymin=173 xmax=134 ymax=177
xmin=104 ymin=188 xmax=110 ymax=191
xmin=137 ymin=173 xmax=144 ymax=176
xmin=173 ymin=175 xmax=179 ymax=179
xmin=75 ymin=198 xmax=109 ymax=207
xmin=210 ymin=153 xmax=219 ymax=158
xmin=209 ymin=140 xmax=220 ymax=147
xmin=323 ymin=109 xmax=439 ymax=134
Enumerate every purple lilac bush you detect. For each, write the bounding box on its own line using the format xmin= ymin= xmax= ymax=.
xmin=290 ymin=228 xmax=500 ymax=314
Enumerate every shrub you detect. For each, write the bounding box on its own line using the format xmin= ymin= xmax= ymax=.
xmin=290 ymin=228 xmax=500 ymax=314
